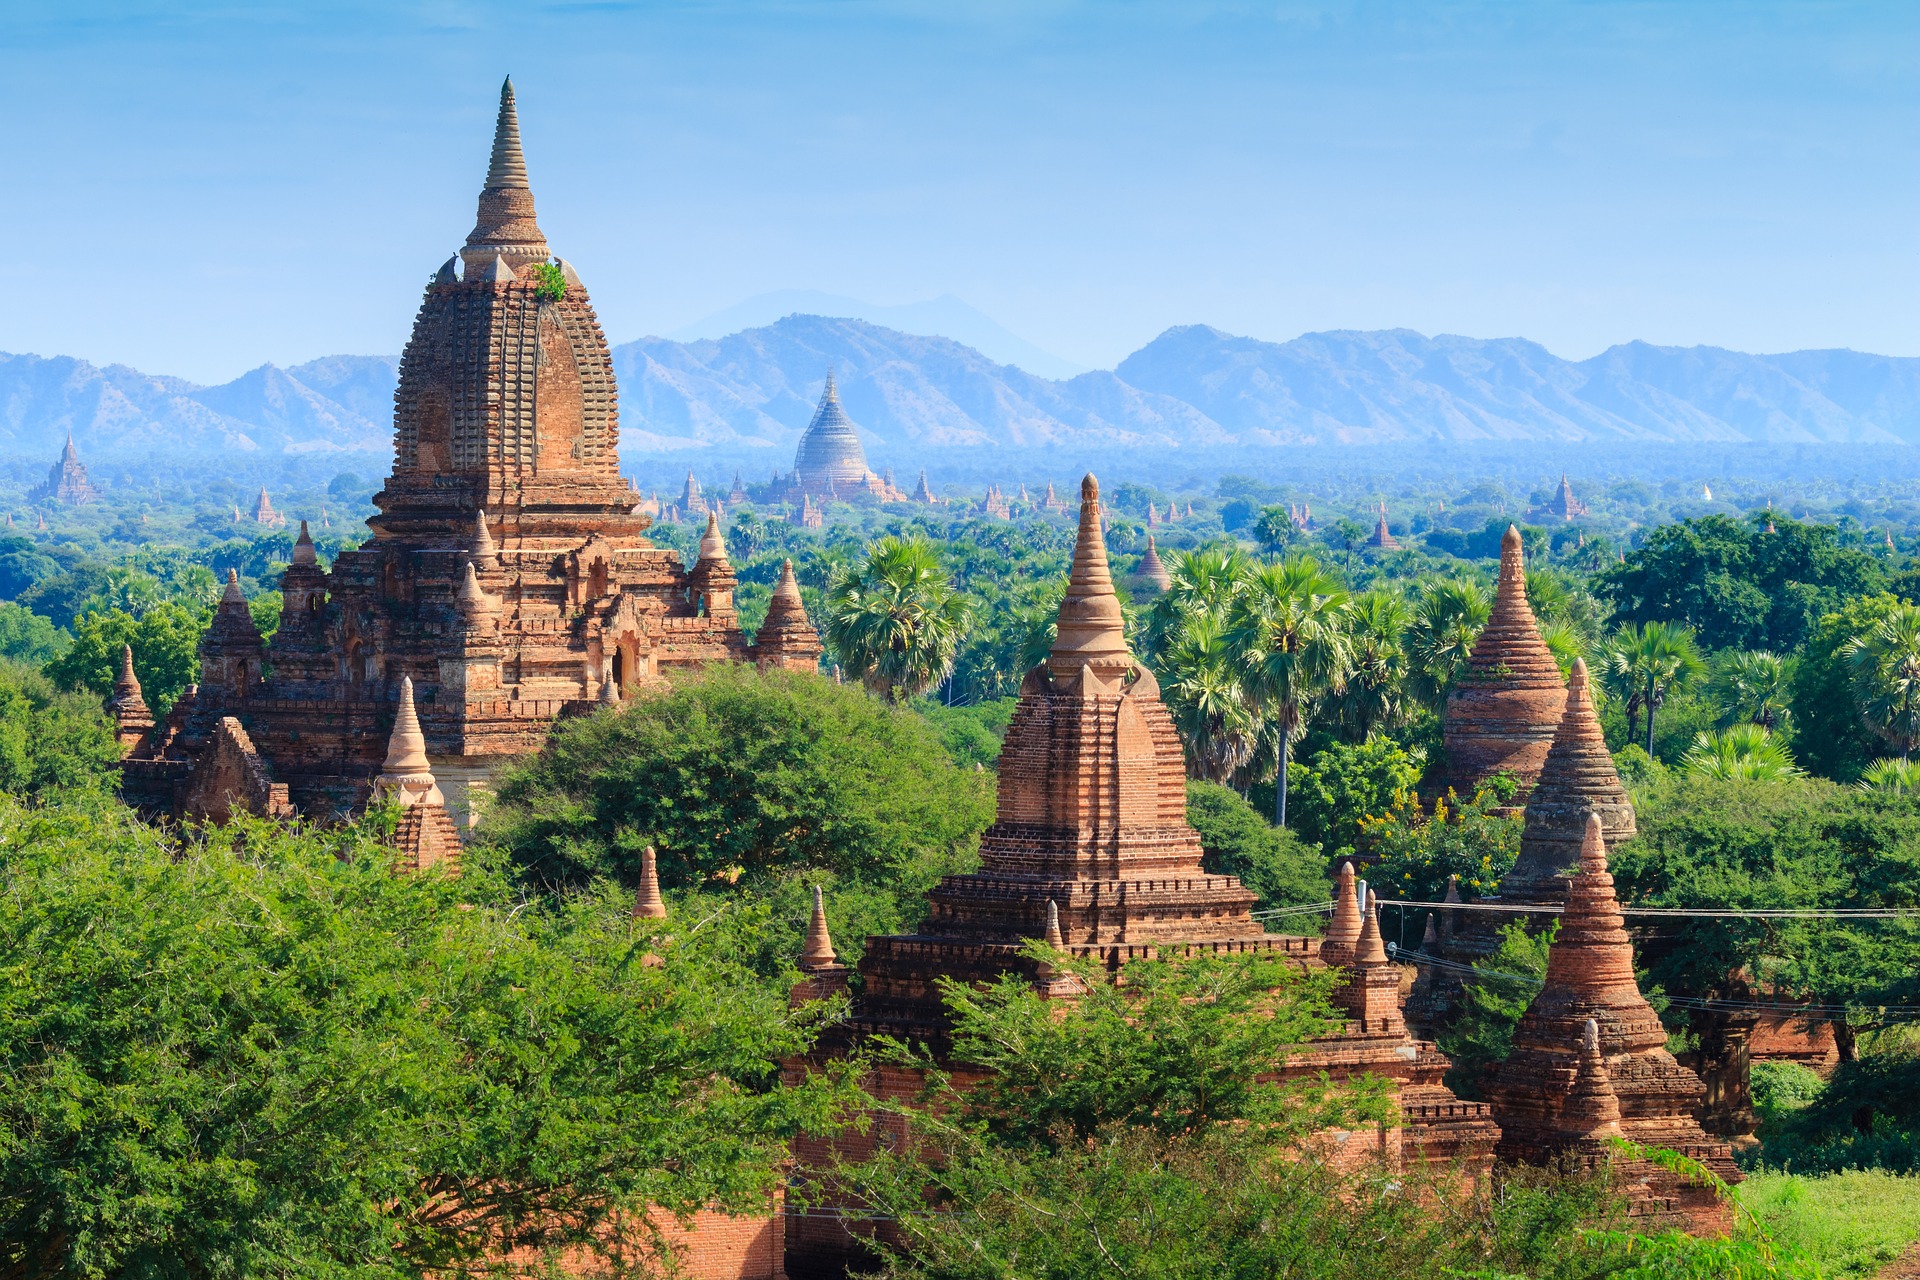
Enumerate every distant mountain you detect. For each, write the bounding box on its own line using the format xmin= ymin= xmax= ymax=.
xmin=612 ymin=316 xmax=1226 ymax=452
xmin=4 ymin=322 xmax=1917 ymax=458
xmin=669 ymin=291 xmax=1087 ymax=379
xmin=0 ymin=351 xmax=391 ymax=457
xmin=1114 ymin=327 xmax=1920 ymax=446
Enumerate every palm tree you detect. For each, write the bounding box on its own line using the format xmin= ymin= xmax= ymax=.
xmin=1141 ymin=546 xmax=1251 ymax=662
xmin=1843 ymin=603 xmax=1920 ymax=763
xmin=1610 ymin=621 xmax=1703 ymax=755
xmin=1159 ymin=611 xmax=1262 ymax=784
xmin=1330 ymin=590 xmax=1409 ymax=740
xmin=1708 ymin=650 xmax=1796 ymax=731
xmin=823 ymin=537 xmax=972 ymax=703
xmin=1858 ymin=758 xmax=1920 ymax=794
xmin=1405 ymin=577 xmax=1490 ymax=711
xmin=1681 ymin=724 xmax=1804 ymax=782
xmin=1226 ymin=557 xmax=1352 ymax=827
xmin=1538 ymin=620 xmax=1586 ymax=680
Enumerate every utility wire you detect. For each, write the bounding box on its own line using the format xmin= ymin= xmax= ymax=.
xmin=1376 ymin=897 xmax=1920 ymax=921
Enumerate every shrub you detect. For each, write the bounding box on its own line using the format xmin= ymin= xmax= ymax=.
xmin=1185 ymin=780 xmax=1330 ymax=922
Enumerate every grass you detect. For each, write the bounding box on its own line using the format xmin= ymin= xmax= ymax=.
xmin=1737 ymin=1169 xmax=1920 ymax=1278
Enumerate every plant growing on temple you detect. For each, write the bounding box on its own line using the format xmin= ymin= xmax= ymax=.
xmin=528 ymin=260 xmax=567 ymax=301
xmin=1226 ymin=556 xmax=1352 ymax=827
xmin=823 ymin=536 xmax=971 ymax=703
xmin=1843 ymin=601 xmax=1920 ymax=763
xmin=482 ymin=664 xmax=993 ymax=972
xmin=0 ymin=796 xmax=856 ymax=1278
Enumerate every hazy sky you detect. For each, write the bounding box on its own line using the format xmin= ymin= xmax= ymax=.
xmin=2 ymin=1 xmax=1915 ymax=383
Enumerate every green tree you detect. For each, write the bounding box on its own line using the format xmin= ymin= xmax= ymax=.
xmin=1185 ymin=781 xmax=1329 ymax=916
xmin=1681 ymin=724 xmax=1804 ymax=782
xmin=1597 ymin=512 xmax=1884 ymax=653
xmin=1252 ymin=504 xmax=1297 ymax=554
xmin=484 ymin=665 xmax=994 ymax=969
xmin=43 ymin=603 xmax=206 ymax=719
xmin=1858 ymin=758 xmax=1920 ymax=794
xmin=1405 ymin=576 xmax=1490 ymax=711
xmin=1287 ymin=735 xmax=1422 ymax=859
xmin=1843 ymin=601 xmax=1920 ymax=762
xmin=1227 ymin=557 xmax=1351 ymax=827
xmin=1790 ymin=594 xmax=1904 ymax=781
xmin=1604 ymin=621 xmax=1704 ymax=754
xmin=1159 ymin=610 xmax=1261 ymax=784
xmin=0 ymin=798 xmax=852 ymax=1278
xmin=0 ymin=601 xmax=64 ymax=665
xmin=1364 ymin=781 xmax=1524 ymax=905
xmin=0 ymin=662 xmax=121 ymax=799
xmin=1709 ymin=649 xmax=1796 ymax=731
xmin=1611 ymin=774 xmax=1920 ymax=1062
xmin=823 ymin=537 xmax=972 ymax=702
xmin=1437 ymin=919 xmax=1556 ymax=1099
xmin=1329 ymin=590 xmax=1410 ymax=740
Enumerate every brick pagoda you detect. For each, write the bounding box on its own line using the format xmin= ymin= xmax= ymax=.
xmin=768 ymin=373 xmax=904 ymax=506
xmin=1437 ymin=524 xmax=1566 ymax=808
xmin=1483 ymin=814 xmax=1739 ymax=1234
xmin=32 ymin=435 xmax=99 ymax=505
xmin=784 ymin=476 xmax=1496 ymax=1277
xmin=119 ymin=80 xmax=812 ymax=828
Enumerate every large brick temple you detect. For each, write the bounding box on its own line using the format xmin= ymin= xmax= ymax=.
xmin=118 ymin=79 xmax=821 ymax=828
xmin=781 ymin=476 xmax=1501 ymax=1277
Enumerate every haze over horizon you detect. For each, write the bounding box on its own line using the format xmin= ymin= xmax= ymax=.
xmin=1 ymin=1 xmax=1914 ymax=386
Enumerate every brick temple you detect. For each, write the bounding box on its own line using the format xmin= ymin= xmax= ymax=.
xmin=32 ymin=435 xmax=99 ymax=505
xmin=1483 ymin=815 xmax=1740 ymax=1233
xmin=117 ymin=79 xmax=821 ymax=828
xmin=1435 ymin=524 xmax=1567 ymax=809
xmin=781 ymin=476 xmax=1498 ymax=1278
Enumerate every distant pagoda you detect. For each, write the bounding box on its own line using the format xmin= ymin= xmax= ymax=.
xmin=33 ymin=436 xmax=100 ymax=505
xmin=1530 ymin=473 xmax=1589 ymax=522
xmin=1366 ymin=503 xmax=1400 ymax=549
xmin=772 ymin=372 xmax=905 ymax=506
xmin=253 ymin=487 xmax=286 ymax=527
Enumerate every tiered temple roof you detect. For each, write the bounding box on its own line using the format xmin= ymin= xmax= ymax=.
xmin=1133 ymin=534 xmax=1173 ymax=594
xmin=32 ymin=436 xmax=99 ymax=505
xmin=755 ymin=560 xmax=824 ymax=671
xmin=775 ymin=374 xmax=904 ymax=505
xmin=1503 ymin=658 xmax=1636 ymax=907
xmin=1531 ymin=474 xmax=1590 ymax=522
xmin=1366 ymin=504 xmax=1400 ymax=549
xmin=1484 ymin=815 xmax=1737 ymax=1233
xmin=117 ymin=80 xmax=812 ymax=830
xmin=1439 ymin=524 xmax=1566 ymax=808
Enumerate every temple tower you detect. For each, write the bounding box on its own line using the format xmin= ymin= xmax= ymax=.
xmin=1439 ymin=524 xmax=1566 ymax=807
xmin=755 ymin=560 xmax=824 ymax=672
xmin=1133 ymin=535 xmax=1173 ymax=594
xmin=33 ymin=436 xmax=99 ymax=505
xmin=1483 ymin=815 xmax=1738 ymax=1231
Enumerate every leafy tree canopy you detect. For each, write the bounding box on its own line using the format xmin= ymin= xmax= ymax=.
xmin=1184 ymin=780 xmax=1330 ymax=917
xmin=0 ymin=798 xmax=852 ymax=1279
xmin=43 ymin=602 xmax=206 ymax=720
xmin=483 ymin=665 xmax=994 ymax=968
xmin=1790 ymin=594 xmax=1906 ymax=781
xmin=0 ymin=661 xmax=121 ymax=799
xmin=1598 ymin=514 xmax=1884 ymax=654
xmin=0 ymin=600 xmax=65 ymax=665
xmin=1287 ymin=734 xmax=1423 ymax=858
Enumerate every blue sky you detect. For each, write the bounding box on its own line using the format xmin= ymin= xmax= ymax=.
xmin=2 ymin=1 xmax=1915 ymax=383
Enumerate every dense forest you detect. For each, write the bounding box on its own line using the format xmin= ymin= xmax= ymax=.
xmin=1 ymin=458 xmax=1919 ymax=1277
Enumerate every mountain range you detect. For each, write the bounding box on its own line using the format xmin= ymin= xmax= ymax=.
xmin=5 ymin=319 xmax=1918 ymax=459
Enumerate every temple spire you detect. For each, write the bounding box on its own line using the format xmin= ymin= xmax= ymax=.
xmin=1047 ymin=474 xmax=1131 ymax=676
xmin=1321 ymin=861 xmax=1363 ymax=967
xmin=381 ymin=676 xmax=433 ymax=780
xmin=463 ymin=77 xmax=549 ymax=270
xmin=292 ymin=520 xmax=317 ymax=566
xmin=633 ymin=845 xmax=668 ymax=919
xmin=801 ymin=885 xmax=838 ymax=970
xmin=1354 ymin=889 xmax=1388 ymax=966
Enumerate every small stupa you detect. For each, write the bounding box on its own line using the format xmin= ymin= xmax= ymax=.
xmin=1133 ymin=534 xmax=1173 ymax=594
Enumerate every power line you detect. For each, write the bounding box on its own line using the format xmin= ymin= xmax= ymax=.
xmin=1376 ymin=897 xmax=1920 ymax=921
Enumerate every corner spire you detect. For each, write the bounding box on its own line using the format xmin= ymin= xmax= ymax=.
xmin=292 ymin=520 xmax=317 ymax=567
xmin=697 ymin=506 xmax=728 ymax=566
xmin=381 ymin=676 xmax=432 ymax=778
xmin=801 ymin=884 xmax=838 ymax=970
xmin=633 ymin=845 xmax=668 ymax=919
xmin=1321 ymin=861 xmax=1362 ymax=967
xmin=1354 ymin=889 xmax=1388 ymax=966
xmin=463 ymin=77 xmax=549 ymax=270
xmin=1047 ymin=474 xmax=1130 ymax=677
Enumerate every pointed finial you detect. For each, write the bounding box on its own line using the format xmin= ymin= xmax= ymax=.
xmin=382 ymin=676 xmax=432 ymax=776
xmin=457 ymin=560 xmax=497 ymax=619
xmin=1047 ymin=473 xmax=1130 ymax=676
xmin=1044 ymin=898 xmax=1065 ymax=949
xmin=600 ymin=664 xmax=620 ymax=704
xmin=116 ymin=643 xmax=141 ymax=695
xmin=697 ymin=506 xmax=728 ymax=563
xmin=486 ymin=77 xmax=529 ymax=189
xmin=1355 ymin=889 xmax=1388 ymax=965
xmin=221 ymin=568 xmax=245 ymax=606
xmin=801 ymin=884 xmax=838 ymax=969
xmin=1322 ymin=861 xmax=1362 ymax=966
xmin=471 ymin=510 xmax=498 ymax=567
xmin=292 ymin=520 xmax=317 ymax=566
xmin=632 ymin=845 xmax=668 ymax=920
